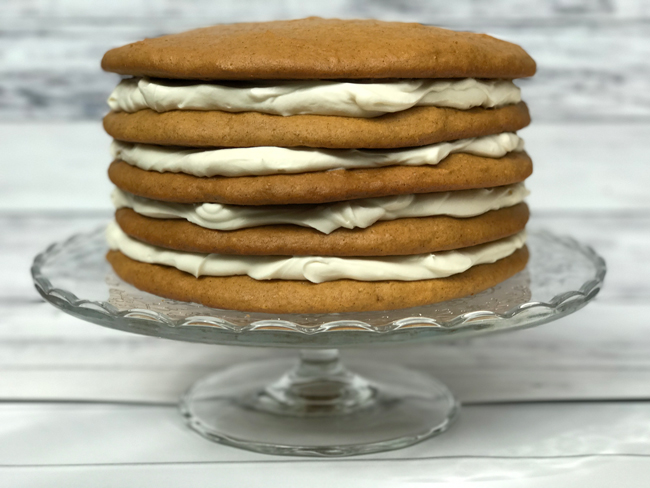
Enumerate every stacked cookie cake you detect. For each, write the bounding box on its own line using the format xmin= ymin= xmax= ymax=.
xmin=102 ymin=18 xmax=535 ymax=314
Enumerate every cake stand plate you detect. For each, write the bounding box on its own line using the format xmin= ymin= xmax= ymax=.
xmin=32 ymin=229 xmax=605 ymax=457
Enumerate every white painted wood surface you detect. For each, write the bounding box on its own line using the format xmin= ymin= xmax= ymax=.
xmin=2 ymin=0 xmax=650 ymax=121
xmin=3 ymin=402 xmax=650 ymax=488
xmin=1 ymin=1 xmax=649 ymax=480
xmin=0 ymin=120 xmax=648 ymax=403
xmin=2 ymin=122 xmax=649 ymax=213
xmin=2 ymin=211 xmax=647 ymax=404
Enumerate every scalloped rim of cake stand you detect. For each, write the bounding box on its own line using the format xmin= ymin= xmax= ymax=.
xmin=31 ymin=228 xmax=606 ymax=348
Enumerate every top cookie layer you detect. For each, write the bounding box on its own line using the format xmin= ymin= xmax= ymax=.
xmin=101 ymin=17 xmax=536 ymax=80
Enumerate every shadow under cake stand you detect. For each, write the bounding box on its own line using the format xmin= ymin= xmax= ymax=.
xmin=32 ymin=228 xmax=605 ymax=457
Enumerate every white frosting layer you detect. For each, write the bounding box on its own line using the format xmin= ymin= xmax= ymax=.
xmin=113 ymin=184 xmax=528 ymax=234
xmin=108 ymin=77 xmax=521 ymax=117
xmin=111 ymin=133 xmax=524 ymax=177
xmin=107 ymin=221 xmax=527 ymax=283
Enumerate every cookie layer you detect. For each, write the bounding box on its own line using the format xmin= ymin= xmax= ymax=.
xmin=106 ymin=246 xmax=529 ymax=313
xmin=101 ymin=18 xmax=536 ymax=80
xmin=109 ymin=151 xmax=532 ymax=205
xmin=103 ymin=102 xmax=530 ymax=149
xmin=115 ymin=203 xmax=529 ymax=256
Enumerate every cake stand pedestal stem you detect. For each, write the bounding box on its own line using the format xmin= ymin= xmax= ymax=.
xmin=255 ymin=348 xmax=377 ymax=416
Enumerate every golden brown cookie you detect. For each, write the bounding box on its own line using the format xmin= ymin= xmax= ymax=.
xmin=115 ymin=203 xmax=529 ymax=257
xmin=109 ymin=151 xmax=532 ymax=205
xmin=101 ymin=18 xmax=536 ymax=80
xmin=106 ymin=245 xmax=529 ymax=313
xmin=104 ymin=102 xmax=530 ymax=149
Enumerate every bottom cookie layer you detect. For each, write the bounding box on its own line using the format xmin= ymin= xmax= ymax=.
xmin=106 ymin=246 xmax=529 ymax=313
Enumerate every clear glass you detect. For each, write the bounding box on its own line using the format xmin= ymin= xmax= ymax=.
xmin=180 ymin=349 xmax=459 ymax=456
xmin=31 ymin=229 xmax=605 ymax=347
xmin=31 ymin=228 xmax=605 ymax=456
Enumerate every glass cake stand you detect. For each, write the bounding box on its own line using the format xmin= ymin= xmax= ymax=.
xmin=31 ymin=228 xmax=605 ymax=457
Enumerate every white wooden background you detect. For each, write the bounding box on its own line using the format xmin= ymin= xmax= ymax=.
xmin=1 ymin=1 xmax=650 ymax=484
xmin=1 ymin=0 xmax=650 ymax=122
xmin=0 ymin=0 xmax=648 ymax=421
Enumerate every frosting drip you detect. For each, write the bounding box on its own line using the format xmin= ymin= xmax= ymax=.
xmin=108 ymin=77 xmax=521 ymax=117
xmin=112 ymin=184 xmax=528 ymax=234
xmin=111 ymin=132 xmax=524 ymax=177
xmin=107 ymin=221 xmax=527 ymax=283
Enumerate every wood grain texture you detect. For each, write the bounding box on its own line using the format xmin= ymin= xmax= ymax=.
xmin=1 ymin=1 xmax=649 ymax=120
xmin=2 ymin=122 xmax=647 ymax=212
xmin=0 ymin=0 xmax=648 ymax=460
xmin=2 ymin=212 xmax=650 ymax=402
xmin=3 ymin=211 xmax=648 ymax=322
xmin=2 ymin=118 xmax=647 ymax=401
xmin=2 ymin=0 xmax=648 ymax=21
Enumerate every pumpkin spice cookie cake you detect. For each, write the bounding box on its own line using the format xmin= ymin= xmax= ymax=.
xmin=102 ymin=17 xmax=535 ymax=313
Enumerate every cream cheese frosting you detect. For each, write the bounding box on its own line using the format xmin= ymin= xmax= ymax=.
xmin=107 ymin=221 xmax=527 ymax=283
xmin=108 ymin=77 xmax=521 ymax=117
xmin=112 ymin=184 xmax=528 ymax=234
xmin=111 ymin=132 xmax=524 ymax=177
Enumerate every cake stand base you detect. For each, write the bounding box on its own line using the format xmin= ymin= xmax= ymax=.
xmin=180 ymin=349 xmax=459 ymax=457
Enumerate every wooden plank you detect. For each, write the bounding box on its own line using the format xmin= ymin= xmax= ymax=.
xmin=6 ymin=211 xmax=649 ymax=305
xmin=1 ymin=122 xmax=648 ymax=212
xmin=1 ymin=212 xmax=648 ymax=403
xmin=2 ymin=294 xmax=650 ymax=403
xmin=1 ymin=0 xmax=649 ymax=21
xmin=0 ymin=123 xmax=113 ymax=212
xmin=6 ymin=213 xmax=647 ymax=307
xmin=2 ymin=402 xmax=650 ymax=477
xmin=1 ymin=19 xmax=649 ymax=121
xmin=523 ymin=123 xmax=650 ymax=212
